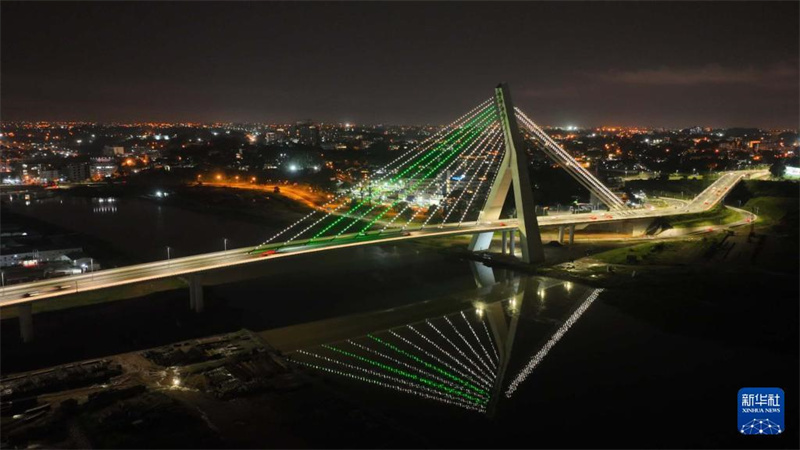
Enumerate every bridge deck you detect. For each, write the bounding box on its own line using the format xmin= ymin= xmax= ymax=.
xmin=0 ymin=171 xmax=754 ymax=308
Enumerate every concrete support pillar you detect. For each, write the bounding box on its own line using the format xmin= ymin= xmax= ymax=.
xmin=557 ymin=226 xmax=565 ymax=243
xmin=189 ymin=274 xmax=204 ymax=313
xmin=19 ymin=303 xmax=33 ymax=343
xmin=568 ymin=224 xmax=576 ymax=245
xmin=501 ymin=231 xmax=507 ymax=255
xmin=509 ymin=229 xmax=516 ymax=256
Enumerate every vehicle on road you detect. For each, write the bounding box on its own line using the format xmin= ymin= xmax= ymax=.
xmin=258 ymin=250 xmax=278 ymax=257
xmin=22 ymin=291 xmax=41 ymax=298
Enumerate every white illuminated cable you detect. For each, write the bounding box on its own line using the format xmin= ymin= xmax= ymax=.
xmin=461 ymin=311 xmax=497 ymax=370
xmin=345 ymin=339 xmax=480 ymax=398
xmin=401 ymin=123 xmax=500 ymax=231
xmin=389 ymin=329 xmax=488 ymax=391
xmin=439 ymin=129 xmax=504 ymax=227
xmin=335 ymin=104 xmax=499 ymax=237
xmin=289 ymin=101 xmax=497 ymax=243
xmin=296 ymin=350 xmax=482 ymax=410
xmin=384 ymin=127 xmax=494 ymax=233
xmin=407 ymin=324 xmax=493 ymax=388
xmin=443 ymin=316 xmax=496 ymax=377
xmin=418 ymin=125 xmax=500 ymax=228
xmin=426 ymin=319 xmax=495 ymax=383
xmin=505 ymin=288 xmax=604 ymax=398
xmin=481 ymin=318 xmax=500 ymax=364
xmin=515 ymin=109 xmax=627 ymax=211
xmin=259 ymin=99 xmax=493 ymax=246
xmin=456 ymin=130 xmax=505 ymax=227
xmin=293 ymin=357 xmax=484 ymax=412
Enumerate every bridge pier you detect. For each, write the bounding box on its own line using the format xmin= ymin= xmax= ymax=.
xmin=188 ymin=274 xmax=204 ymax=313
xmin=509 ymin=229 xmax=516 ymax=255
xmin=501 ymin=231 xmax=507 ymax=255
xmin=557 ymin=226 xmax=565 ymax=243
xmin=568 ymin=224 xmax=575 ymax=245
xmin=19 ymin=303 xmax=33 ymax=343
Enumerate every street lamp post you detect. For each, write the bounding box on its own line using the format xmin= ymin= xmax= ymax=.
xmin=90 ymin=258 xmax=94 ymax=280
xmin=1 ymin=270 xmax=5 ymax=294
xmin=224 ymin=238 xmax=228 ymax=252
xmin=167 ymin=246 xmax=171 ymax=267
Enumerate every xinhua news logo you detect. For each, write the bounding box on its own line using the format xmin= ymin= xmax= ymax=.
xmin=738 ymin=387 xmax=784 ymax=435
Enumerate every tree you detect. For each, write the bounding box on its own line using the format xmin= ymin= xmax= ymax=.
xmin=769 ymin=161 xmax=786 ymax=178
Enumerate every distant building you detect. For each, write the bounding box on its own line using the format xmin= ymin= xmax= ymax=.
xmin=296 ymin=121 xmax=321 ymax=147
xmin=90 ymin=157 xmax=117 ymax=179
xmin=63 ymin=163 xmax=90 ymax=182
xmin=103 ymin=146 xmax=125 ymax=156
xmin=39 ymin=169 xmax=60 ymax=181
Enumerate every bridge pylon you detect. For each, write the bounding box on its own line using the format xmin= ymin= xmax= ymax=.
xmin=469 ymin=83 xmax=545 ymax=263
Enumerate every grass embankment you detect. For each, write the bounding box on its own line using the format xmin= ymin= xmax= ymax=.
xmin=1 ymin=278 xmax=186 ymax=319
xmin=591 ymin=235 xmax=723 ymax=265
xmin=744 ymin=197 xmax=798 ymax=228
xmin=664 ymin=204 xmax=743 ymax=229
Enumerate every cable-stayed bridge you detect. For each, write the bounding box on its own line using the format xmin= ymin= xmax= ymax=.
xmin=0 ymin=84 xmax=757 ymax=341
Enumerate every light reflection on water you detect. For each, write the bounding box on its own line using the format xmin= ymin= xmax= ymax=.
xmin=286 ymin=266 xmax=603 ymax=416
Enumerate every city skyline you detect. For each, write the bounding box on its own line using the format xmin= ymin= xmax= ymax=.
xmin=1 ymin=2 xmax=798 ymax=128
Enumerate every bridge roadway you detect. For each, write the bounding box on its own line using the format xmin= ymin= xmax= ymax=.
xmin=0 ymin=170 xmax=754 ymax=308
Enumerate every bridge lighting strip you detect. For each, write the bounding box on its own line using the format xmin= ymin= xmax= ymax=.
xmin=438 ymin=130 xmax=504 ymax=227
xmin=308 ymin=105 xmax=497 ymax=241
xmin=389 ymin=329 xmax=489 ymax=391
xmin=353 ymin=109 xmax=499 ymax=236
xmin=426 ymin=320 xmax=495 ymax=384
xmin=293 ymin=358 xmax=485 ymax=412
xmin=376 ymin=112 xmax=500 ymax=233
xmin=461 ymin=311 xmax=498 ymax=370
xmin=367 ymin=334 xmax=489 ymax=397
xmin=257 ymin=98 xmax=492 ymax=246
xmin=295 ymin=350 xmax=482 ymax=410
xmin=505 ymin=288 xmax=605 ymax=398
xmin=322 ymin=344 xmax=487 ymax=405
xmin=515 ymin=110 xmax=623 ymax=209
xmin=394 ymin=126 xmax=500 ymax=231
xmin=435 ymin=129 xmax=503 ymax=226
xmin=388 ymin=105 xmax=496 ymax=183
xmin=518 ymin=114 xmax=623 ymax=211
xmin=455 ymin=128 xmax=506 ymax=227
xmin=472 ymin=132 xmax=507 ymax=223
xmin=406 ymin=325 xmax=493 ymax=388
xmin=443 ymin=316 xmax=496 ymax=377
xmin=416 ymin=126 xmax=501 ymax=229
xmin=345 ymin=339 xmax=479 ymax=398
xmin=515 ymin=109 xmax=627 ymax=212
xmin=480 ymin=317 xmax=501 ymax=365
xmin=327 ymin=120 xmax=493 ymax=240
xmin=423 ymin=128 xmax=501 ymax=228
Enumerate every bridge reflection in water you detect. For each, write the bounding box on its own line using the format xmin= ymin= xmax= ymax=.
xmin=286 ymin=263 xmax=604 ymax=417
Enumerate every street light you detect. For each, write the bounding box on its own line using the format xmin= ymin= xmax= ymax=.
xmin=223 ymin=238 xmax=228 ymax=252
xmin=90 ymin=258 xmax=94 ymax=280
xmin=166 ymin=246 xmax=171 ymax=267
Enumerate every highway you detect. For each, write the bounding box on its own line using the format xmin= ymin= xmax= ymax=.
xmin=0 ymin=170 xmax=757 ymax=308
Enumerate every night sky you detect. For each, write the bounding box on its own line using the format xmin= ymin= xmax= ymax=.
xmin=2 ymin=1 xmax=798 ymax=128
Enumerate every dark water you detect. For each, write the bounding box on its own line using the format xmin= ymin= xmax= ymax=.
xmin=3 ymin=195 xmax=277 ymax=263
xmin=2 ymin=194 xmax=798 ymax=448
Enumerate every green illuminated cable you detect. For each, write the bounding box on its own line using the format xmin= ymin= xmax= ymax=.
xmin=368 ymin=334 xmax=488 ymax=396
xmin=310 ymin=106 xmax=497 ymax=241
xmin=323 ymin=344 xmax=487 ymax=405
xmin=355 ymin=110 xmax=498 ymax=234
